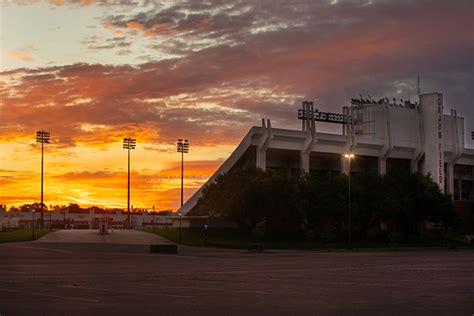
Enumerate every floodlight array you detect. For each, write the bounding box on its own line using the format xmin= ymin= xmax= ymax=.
xmin=177 ymin=139 xmax=189 ymax=153
xmin=36 ymin=131 xmax=51 ymax=143
xmin=123 ymin=137 xmax=136 ymax=150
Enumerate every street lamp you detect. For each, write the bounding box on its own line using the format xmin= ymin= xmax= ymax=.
xmin=344 ymin=153 xmax=355 ymax=250
xmin=123 ymin=137 xmax=136 ymax=228
xmin=31 ymin=208 xmax=35 ymax=240
xmin=179 ymin=211 xmax=182 ymax=243
xmin=36 ymin=130 xmax=50 ymax=228
xmin=152 ymin=205 xmax=155 ymax=233
xmin=177 ymin=139 xmax=189 ymax=207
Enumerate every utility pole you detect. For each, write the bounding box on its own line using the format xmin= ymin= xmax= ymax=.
xmin=123 ymin=137 xmax=136 ymax=228
xmin=344 ymin=153 xmax=355 ymax=250
xmin=31 ymin=208 xmax=35 ymax=239
xmin=36 ymin=130 xmax=50 ymax=228
xmin=152 ymin=205 xmax=155 ymax=233
xmin=177 ymin=139 xmax=189 ymax=207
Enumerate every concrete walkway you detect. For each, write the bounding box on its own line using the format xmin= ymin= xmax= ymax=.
xmin=36 ymin=229 xmax=172 ymax=245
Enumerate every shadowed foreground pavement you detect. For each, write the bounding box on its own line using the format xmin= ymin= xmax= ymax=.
xmin=0 ymin=239 xmax=473 ymax=315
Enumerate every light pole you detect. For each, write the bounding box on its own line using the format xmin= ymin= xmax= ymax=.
xmin=344 ymin=153 xmax=355 ymax=250
xmin=152 ymin=205 xmax=155 ymax=233
xmin=36 ymin=130 xmax=50 ymax=228
xmin=179 ymin=211 xmax=182 ymax=243
xmin=123 ymin=137 xmax=136 ymax=228
xmin=31 ymin=208 xmax=35 ymax=240
xmin=177 ymin=139 xmax=189 ymax=207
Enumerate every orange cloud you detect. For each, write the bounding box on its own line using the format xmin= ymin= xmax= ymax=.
xmin=151 ymin=23 xmax=177 ymax=36
xmin=80 ymin=0 xmax=95 ymax=5
xmin=112 ymin=29 xmax=127 ymax=38
xmin=7 ymin=51 xmax=33 ymax=61
xmin=159 ymin=160 xmax=223 ymax=179
xmin=126 ymin=21 xmax=145 ymax=32
xmin=103 ymin=22 xmax=114 ymax=29
xmin=103 ymin=22 xmax=127 ymax=38
xmin=49 ymin=0 xmax=95 ymax=6
xmin=49 ymin=0 xmax=65 ymax=5
xmin=143 ymin=31 xmax=159 ymax=37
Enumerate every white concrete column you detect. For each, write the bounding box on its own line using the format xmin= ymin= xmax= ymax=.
xmin=458 ymin=177 xmax=463 ymax=200
xmin=420 ymin=93 xmax=444 ymax=191
xmin=446 ymin=164 xmax=455 ymax=195
xmin=410 ymin=159 xmax=419 ymax=173
xmin=300 ymin=101 xmax=316 ymax=174
xmin=378 ymin=159 xmax=387 ymax=176
xmin=256 ymin=118 xmax=272 ymax=171
xmin=300 ymin=153 xmax=310 ymax=173
xmin=256 ymin=149 xmax=266 ymax=171
xmin=341 ymin=155 xmax=349 ymax=175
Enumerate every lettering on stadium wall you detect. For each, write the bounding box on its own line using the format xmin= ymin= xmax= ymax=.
xmin=437 ymin=94 xmax=444 ymax=186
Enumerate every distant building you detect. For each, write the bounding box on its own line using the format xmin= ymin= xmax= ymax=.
xmin=180 ymin=92 xmax=474 ymax=224
xmin=0 ymin=207 xmax=172 ymax=230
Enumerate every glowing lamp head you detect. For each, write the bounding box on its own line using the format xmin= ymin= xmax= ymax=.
xmin=344 ymin=153 xmax=355 ymax=159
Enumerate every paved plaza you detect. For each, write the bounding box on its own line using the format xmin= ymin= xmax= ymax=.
xmin=36 ymin=228 xmax=172 ymax=244
xmin=0 ymin=231 xmax=473 ymax=315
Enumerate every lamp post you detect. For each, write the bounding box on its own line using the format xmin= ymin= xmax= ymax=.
xmin=179 ymin=211 xmax=182 ymax=243
xmin=344 ymin=153 xmax=355 ymax=250
xmin=177 ymin=139 xmax=189 ymax=207
xmin=152 ymin=205 xmax=155 ymax=233
xmin=123 ymin=137 xmax=136 ymax=228
xmin=49 ymin=204 xmax=53 ymax=231
xmin=31 ymin=208 xmax=35 ymax=240
xmin=36 ymin=130 xmax=50 ymax=228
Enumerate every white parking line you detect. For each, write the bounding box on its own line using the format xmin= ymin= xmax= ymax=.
xmin=0 ymin=288 xmax=99 ymax=302
xmin=59 ymin=283 xmax=193 ymax=299
xmin=139 ymin=283 xmax=271 ymax=296
xmin=202 ymin=268 xmax=315 ymax=275
xmin=0 ymin=244 xmax=73 ymax=253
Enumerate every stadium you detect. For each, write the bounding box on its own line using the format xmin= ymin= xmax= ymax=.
xmin=180 ymin=92 xmax=474 ymax=224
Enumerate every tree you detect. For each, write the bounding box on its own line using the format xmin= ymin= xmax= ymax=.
xmin=375 ymin=171 xmax=455 ymax=241
xmin=157 ymin=210 xmax=173 ymax=216
xmin=299 ymin=173 xmax=347 ymax=240
xmin=67 ymin=203 xmax=82 ymax=213
xmin=194 ymin=167 xmax=456 ymax=243
xmin=19 ymin=203 xmax=46 ymax=212
xmin=195 ymin=167 xmax=303 ymax=234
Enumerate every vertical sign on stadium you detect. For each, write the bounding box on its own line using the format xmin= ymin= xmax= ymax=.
xmin=437 ymin=94 xmax=444 ymax=188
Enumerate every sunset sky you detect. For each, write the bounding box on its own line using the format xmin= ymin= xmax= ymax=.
xmin=1 ymin=0 xmax=473 ymax=211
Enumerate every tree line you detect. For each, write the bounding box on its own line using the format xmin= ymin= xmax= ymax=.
xmin=7 ymin=203 xmax=172 ymax=215
xmin=193 ymin=167 xmax=457 ymax=243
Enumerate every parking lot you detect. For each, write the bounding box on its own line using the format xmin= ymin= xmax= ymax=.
xmin=1 ymin=239 xmax=473 ymax=315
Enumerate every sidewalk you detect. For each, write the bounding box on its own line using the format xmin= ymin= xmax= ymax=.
xmin=36 ymin=229 xmax=172 ymax=245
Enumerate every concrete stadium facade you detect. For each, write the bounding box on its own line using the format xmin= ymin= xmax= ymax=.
xmin=180 ymin=92 xmax=474 ymax=218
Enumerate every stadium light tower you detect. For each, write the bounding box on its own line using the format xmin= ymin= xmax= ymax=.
xmin=36 ymin=130 xmax=50 ymax=228
xmin=344 ymin=153 xmax=355 ymax=250
xmin=123 ymin=137 xmax=136 ymax=228
xmin=177 ymin=139 xmax=189 ymax=207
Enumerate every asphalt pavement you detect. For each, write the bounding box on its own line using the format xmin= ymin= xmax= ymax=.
xmin=0 ymin=238 xmax=473 ymax=315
